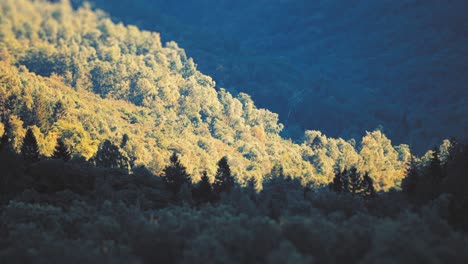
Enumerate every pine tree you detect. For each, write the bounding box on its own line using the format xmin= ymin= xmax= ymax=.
xmin=120 ymin=133 xmax=129 ymax=149
xmin=342 ymin=169 xmax=350 ymax=193
xmin=162 ymin=152 xmax=191 ymax=194
xmin=330 ymin=167 xmax=375 ymax=198
xmin=94 ymin=139 xmax=130 ymax=170
xmin=193 ymin=171 xmax=213 ymax=204
xmin=213 ymin=156 xmax=234 ymax=195
xmin=429 ymin=146 xmax=443 ymax=181
xmin=348 ymin=167 xmax=363 ymax=195
xmin=21 ymin=128 xmax=40 ymax=161
xmin=52 ymin=138 xmax=71 ymax=161
xmin=330 ymin=169 xmax=346 ymax=193
xmin=0 ymin=132 xmax=8 ymax=152
xmin=119 ymin=134 xmax=135 ymax=168
xmin=402 ymin=156 xmax=419 ymax=195
xmin=362 ymin=172 xmax=377 ymax=198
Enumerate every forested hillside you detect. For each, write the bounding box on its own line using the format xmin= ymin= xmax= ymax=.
xmin=0 ymin=0 xmax=423 ymax=190
xmin=1 ymin=1 xmax=468 ymax=263
xmin=79 ymin=0 xmax=468 ymax=152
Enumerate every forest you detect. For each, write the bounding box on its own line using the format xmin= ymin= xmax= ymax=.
xmin=73 ymin=0 xmax=468 ymax=152
xmin=0 ymin=0 xmax=468 ymax=263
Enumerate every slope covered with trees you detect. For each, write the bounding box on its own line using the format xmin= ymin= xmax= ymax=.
xmin=1 ymin=1 xmax=468 ymax=263
xmin=0 ymin=0 xmax=418 ymax=190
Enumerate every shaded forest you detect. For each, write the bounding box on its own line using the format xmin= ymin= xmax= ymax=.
xmin=74 ymin=0 xmax=468 ymax=152
xmin=0 ymin=0 xmax=468 ymax=263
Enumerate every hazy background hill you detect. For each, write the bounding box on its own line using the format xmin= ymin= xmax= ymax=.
xmin=76 ymin=0 xmax=468 ymax=153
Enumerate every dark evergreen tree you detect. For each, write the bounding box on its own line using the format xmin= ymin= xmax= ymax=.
xmin=329 ymin=169 xmax=344 ymax=193
xmin=162 ymin=152 xmax=191 ymax=194
xmin=245 ymin=177 xmax=259 ymax=202
xmin=120 ymin=133 xmax=129 ymax=149
xmin=213 ymin=156 xmax=234 ymax=195
xmin=429 ymin=146 xmax=444 ymax=181
xmin=246 ymin=177 xmax=258 ymax=191
xmin=0 ymin=132 xmax=8 ymax=152
xmin=362 ymin=172 xmax=377 ymax=198
xmin=329 ymin=168 xmax=350 ymax=193
xmin=21 ymin=128 xmax=39 ymax=162
xmin=265 ymin=163 xmax=286 ymax=183
xmin=119 ymin=134 xmax=135 ymax=168
xmin=94 ymin=139 xmax=130 ymax=170
xmin=270 ymin=163 xmax=285 ymax=178
xmin=402 ymin=156 xmax=419 ymax=195
xmin=348 ymin=167 xmax=363 ymax=195
xmin=193 ymin=171 xmax=213 ymax=204
xmin=52 ymin=138 xmax=71 ymax=161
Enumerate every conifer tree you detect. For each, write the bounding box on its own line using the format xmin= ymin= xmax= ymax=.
xmin=21 ymin=128 xmax=39 ymax=161
xmin=213 ymin=156 xmax=234 ymax=195
xmin=330 ymin=167 xmax=375 ymax=198
xmin=94 ymin=139 xmax=130 ymax=170
xmin=402 ymin=156 xmax=419 ymax=195
xmin=0 ymin=132 xmax=8 ymax=152
xmin=362 ymin=172 xmax=377 ymax=198
xmin=270 ymin=163 xmax=285 ymax=178
xmin=429 ymin=146 xmax=443 ymax=181
xmin=162 ymin=152 xmax=191 ymax=194
xmin=119 ymin=134 xmax=135 ymax=168
xmin=329 ymin=169 xmax=345 ymax=193
xmin=348 ymin=167 xmax=363 ymax=195
xmin=330 ymin=168 xmax=351 ymax=193
xmin=193 ymin=171 xmax=213 ymax=204
xmin=52 ymin=138 xmax=71 ymax=161
xmin=120 ymin=133 xmax=129 ymax=149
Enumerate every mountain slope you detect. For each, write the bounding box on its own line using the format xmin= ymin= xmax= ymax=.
xmin=81 ymin=0 xmax=468 ymax=152
xmin=0 ymin=0 xmax=418 ymax=190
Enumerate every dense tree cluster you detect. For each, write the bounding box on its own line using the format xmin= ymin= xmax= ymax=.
xmin=329 ymin=167 xmax=376 ymax=198
xmin=1 ymin=137 xmax=468 ymax=263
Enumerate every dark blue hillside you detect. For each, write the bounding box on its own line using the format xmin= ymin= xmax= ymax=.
xmin=77 ymin=0 xmax=468 ymax=153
